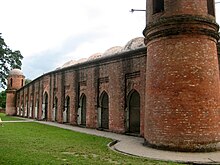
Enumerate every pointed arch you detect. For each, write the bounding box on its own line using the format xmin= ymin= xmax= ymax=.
xmin=20 ymin=97 xmax=24 ymax=116
xmin=35 ymin=98 xmax=39 ymax=119
xmin=99 ymin=91 xmax=109 ymax=129
xmin=53 ymin=96 xmax=58 ymax=122
xmin=29 ymin=96 xmax=34 ymax=118
xmin=63 ymin=96 xmax=70 ymax=123
xmin=42 ymin=92 xmax=48 ymax=120
xmin=25 ymin=96 xmax=28 ymax=117
xmin=78 ymin=94 xmax=87 ymax=126
xmin=126 ymin=89 xmax=140 ymax=134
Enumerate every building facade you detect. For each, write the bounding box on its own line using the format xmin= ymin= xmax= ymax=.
xmin=6 ymin=0 xmax=220 ymax=152
xmin=7 ymin=37 xmax=147 ymax=135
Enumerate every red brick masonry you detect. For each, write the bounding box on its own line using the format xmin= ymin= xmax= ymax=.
xmin=6 ymin=0 xmax=220 ymax=152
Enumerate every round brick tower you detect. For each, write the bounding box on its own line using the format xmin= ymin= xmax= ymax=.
xmin=143 ymin=0 xmax=220 ymax=151
xmin=6 ymin=68 xmax=25 ymax=116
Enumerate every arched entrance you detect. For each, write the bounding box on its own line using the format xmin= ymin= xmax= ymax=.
xmin=63 ymin=96 xmax=70 ymax=123
xmin=25 ymin=97 xmax=28 ymax=117
xmin=99 ymin=92 xmax=109 ymax=129
xmin=53 ymin=97 xmax=58 ymax=122
xmin=17 ymin=106 xmax=20 ymax=116
xmin=77 ymin=94 xmax=86 ymax=126
xmin=42 ymin=92 xmax=48 ymax=120
xmin=127 ymin=90 xmax=140 ymax=134
xmin=35 ymin=99 xmax=38 ymax=119
xmin=29 ymin=101 xmax=32 ymax=118
xmin=20 ymin=101 xmax=24 ymax=116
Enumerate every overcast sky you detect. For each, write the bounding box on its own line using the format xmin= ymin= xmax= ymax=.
xmin=1 ymin=0 xmax=220 ymax=80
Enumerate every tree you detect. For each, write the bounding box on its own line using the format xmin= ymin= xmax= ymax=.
xmin=0 ymin=90 xmax=6 ymax=108
xmin=25 ymin=79 xmax=32 ymax=85
xmin=0 ymin=33 xmax=23 ymax=88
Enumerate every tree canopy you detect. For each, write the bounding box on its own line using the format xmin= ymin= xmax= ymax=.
xmin=25 ymin=79 xmax=32 ymax=85
xmin=0 ymin=33 xmax=23 ymax=88
xmin=0 ymin=90 xmax=6 ymax=108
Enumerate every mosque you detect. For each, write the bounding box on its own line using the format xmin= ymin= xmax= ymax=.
xmin=6 ymin=0 xmax=220 ymax=152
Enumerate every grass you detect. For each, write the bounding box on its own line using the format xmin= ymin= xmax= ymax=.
xmin=0 ymin=113 xmax=23 ymax=121
xmin=0 ymin=121 xmax=183 ymax=165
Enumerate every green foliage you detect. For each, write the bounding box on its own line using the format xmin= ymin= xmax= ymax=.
xmin=0 ymin=122 xmax=180 ymax=165
xmin=0 ymin=91 xmax=6 ymax=108
xmin=25 ymin=79 xmax=32 ymax=85
xmin=0 ymin=33 xmax=23 ymax=88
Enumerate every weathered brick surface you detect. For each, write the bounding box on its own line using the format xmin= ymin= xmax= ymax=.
xmin=6 ymin=0 xmax=220 ymax=152
xmin=6 ymin=74 xmax=25 ymax=116
xmin=145 ymin=36 xmax=220 ymax=151
xmin=146 ymin=0 xmax=214 ymax=24
xmin=6 ymin=90 xmax=16 ymax=115
xmin=63 ymin=70 xmax=77 ymax=125
xmin=12 ymin=48 xmax=146 ymax=135
xmin=144 ymin=0 xmax=220 ymax=151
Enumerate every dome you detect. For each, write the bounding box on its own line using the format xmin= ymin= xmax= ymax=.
xmin=76 ymin=58 xmax=87 ymax=64
xmin=60 ymin=58 xmax=88 ymax=69
xmin=87 ymin=53 xmax=102 ymax=61
xmin=61 ymin=60 xmax=78 ymax=68
xmin=102 ymin=46 xmax=123 ymax=56
xmin=8 ymin=68 xmax=24 ymax=76
xmin=123 ymin=37 xmax=145 ymax=51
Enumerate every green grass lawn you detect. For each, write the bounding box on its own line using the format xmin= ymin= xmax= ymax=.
xmin=0 ymin=122 xmax=182 ymax=165
xmin=0 ymin=113 xmax=23 ymax=121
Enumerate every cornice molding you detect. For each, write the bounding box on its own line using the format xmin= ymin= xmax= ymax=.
xmin=143 ymin=15 xmax=219 ymax=43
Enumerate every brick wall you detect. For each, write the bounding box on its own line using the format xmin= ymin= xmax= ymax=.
xmin=15 ymin=47 xmax=146 ymax=135
xmin=144 ymin=0 xmax=220 ymax=151
xmin=7 ymin=0 xmax=220 ymax=153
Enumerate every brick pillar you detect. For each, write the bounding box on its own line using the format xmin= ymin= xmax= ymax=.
xmin=144 ymin=0 xmax=220 ymax=151
xmin=86 ymin=67 xmax=98 ymax=128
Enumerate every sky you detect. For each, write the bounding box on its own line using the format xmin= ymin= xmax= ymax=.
xmin=1 ymin=0 xmax=220 ymax=80
xmin=1 ymin=0 xmax=145 ymax=80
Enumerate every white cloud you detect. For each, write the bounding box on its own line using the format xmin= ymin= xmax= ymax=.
xmin=3 ymin=0 xmax=220 ymax=80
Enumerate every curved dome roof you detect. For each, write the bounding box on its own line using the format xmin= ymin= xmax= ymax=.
xmin=59 ymin=37 xmax=145 ymax=70
xmin=61 ymin=60 xmax=78 ymax=68
xmin=123 ymin=37 xmax=145 ymax=51
xmin=9 ymin=68 xmax=24 ymax=76
xmin=102 ymin=46 xmax=123 ymax=56
xmin=88 ymin=53 xmax=102 ymax=60
xmin=60 ymin=58 xmax=88 ymax=69
xmin=76 ymin=58 xmax=87 ymax=64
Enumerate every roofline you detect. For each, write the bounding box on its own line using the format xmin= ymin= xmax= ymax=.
xmin=17 ymin=46 xmax=147 ymax=92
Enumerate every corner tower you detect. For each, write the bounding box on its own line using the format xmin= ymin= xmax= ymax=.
xmin=6 ymin=68 xmax=25 ymax=115
xmin=144 ymin=0 xmax=220 ymax=151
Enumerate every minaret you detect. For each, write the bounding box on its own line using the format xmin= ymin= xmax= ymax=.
xmin=144 ymin=0 xmax=220 ymax=151
xmin=6 ymin=68 xmax=25 ymax=116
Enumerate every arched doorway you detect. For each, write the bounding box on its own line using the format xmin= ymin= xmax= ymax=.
xmin=17 ymin=106 xmax=20 ymax=116
xmin=53 ymin=97 xmax=58 ymax=122
xmin=29 ymin=101 xmax=32 ymax=118
xmin=42 ymin=92 xmax=48 ymax=120
xmin=25 ymin=97 xmax=28 ymax=117
xmin=99 ymin=92 xmax=109 ymax=129
xmin=20 ymin=101 xmax=24 ymax=116
xmin=78 ymin=94 xmax=86 ymax=126
xmin=127 ymin=90 xmax=140 ymax=134
xmin=63 ymin=96 xmax=70 ymax=123
xmin=35 ymin=99 xmax=38 ymax=119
